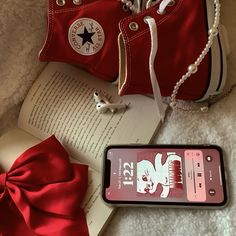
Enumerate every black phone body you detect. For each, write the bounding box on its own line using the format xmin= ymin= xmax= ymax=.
xmin=102 ymin=145 xmax=228 ymax=208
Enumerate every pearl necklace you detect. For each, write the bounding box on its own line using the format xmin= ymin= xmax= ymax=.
xmin=121 ymin=0 xmax=222 ymax=113
xmin=170 ymin=0 xmax=221 ymax=112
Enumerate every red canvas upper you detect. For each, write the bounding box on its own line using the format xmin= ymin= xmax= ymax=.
xmin=39 ymin=0 xmax=131 ymax=81
xmin=118 ymin=0 xmax=211 ymax=100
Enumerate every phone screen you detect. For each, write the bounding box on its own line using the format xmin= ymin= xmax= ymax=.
xmin=103 ymin=146 xmax=227 ymax=206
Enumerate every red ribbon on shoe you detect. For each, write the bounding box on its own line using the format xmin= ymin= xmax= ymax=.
xmin=0 ymin=136 xmax=89 ymax=236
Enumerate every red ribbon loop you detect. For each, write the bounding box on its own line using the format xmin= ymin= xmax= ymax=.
xmin=0 ymin=136 xmax=89 ymax=236
xmin=0 ymin=172 xmax=6 ymax=194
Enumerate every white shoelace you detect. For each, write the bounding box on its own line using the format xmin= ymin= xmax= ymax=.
xmin=145 ymin=0 xmax=221 ymax=116
xmin=121 ymin=0 xmax=221 ymax=115
xmin=145 ymin=17 xmax=166 ymax=121
xmin=145 ymin=0 xmax=173 ymax=13
xmin=145 ymin=0 xmax=173 ymax=121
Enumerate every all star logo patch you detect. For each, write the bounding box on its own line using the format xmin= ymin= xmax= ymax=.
xmin=68 ymin=18 xmax=105 ymax=56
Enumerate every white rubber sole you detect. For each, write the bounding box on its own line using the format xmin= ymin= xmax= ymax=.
xmin=197 ymin=0 xmax=229 ymax=102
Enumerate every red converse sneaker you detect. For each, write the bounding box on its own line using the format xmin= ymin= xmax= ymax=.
xmin=118 ymin=0 xmax=228 ymax=104
xmin=39 ymin=0 xmax=131 ymax=82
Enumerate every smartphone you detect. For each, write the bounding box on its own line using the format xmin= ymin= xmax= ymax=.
xmin=102 ymin=145 xmax=228 ymax=208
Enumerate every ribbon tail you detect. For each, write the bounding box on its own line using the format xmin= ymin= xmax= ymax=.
xmin=45 ymin=208 xmax=89 ymax=236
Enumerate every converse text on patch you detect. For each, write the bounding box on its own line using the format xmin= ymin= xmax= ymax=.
xmin=68 ymin=18 xmax=105 ymax=56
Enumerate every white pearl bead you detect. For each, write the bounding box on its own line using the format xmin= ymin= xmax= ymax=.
xmin=201 ymin=106 xmax=209 ymax=112
xmin=188 ymin=64 xmax=198 ymax=74
xmin=169 ymin=0 xmax=220 ymax=109
xmin=209 ymin=28 xmax=218 ymax=36
xmin=130 ymin=5 xmax=136 ymax=12
xmin=170 ymin=102 xmax=176 ymax=107
xmin=126 ymin=1 xmax=132 ymax=7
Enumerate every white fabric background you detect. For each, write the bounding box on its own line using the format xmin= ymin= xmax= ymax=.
xmin=0 ymin=0 xmax=235 ymax=235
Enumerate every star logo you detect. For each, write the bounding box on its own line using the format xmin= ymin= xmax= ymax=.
xmin=77 ymin=27 xmax=95 ymax=45
xmin=68 ymin=18 xmax=105 ymax=56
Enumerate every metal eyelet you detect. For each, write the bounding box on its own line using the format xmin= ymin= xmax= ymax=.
xmin=73 ymin=0 xmax=82 ymax=5
xmin=168 ymin=0 xmax=175 ymax=6
xmin=56 ymin=0 xmax=66 ymax=6
xmin=129 ymin=22 xmax=139 ymax=31
xmin=123 ymin=5 xmax=129 ymax=12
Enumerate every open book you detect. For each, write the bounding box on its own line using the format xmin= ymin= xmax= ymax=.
xmin=0 ymin=62 xmax=163 ymax=236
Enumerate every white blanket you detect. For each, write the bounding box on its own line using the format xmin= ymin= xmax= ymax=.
xmin=1 ymin=1 xmax=235 ymax=235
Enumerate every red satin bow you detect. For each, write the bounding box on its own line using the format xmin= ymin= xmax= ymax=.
xmin=0 ymin=136 xmax=89 ymax=236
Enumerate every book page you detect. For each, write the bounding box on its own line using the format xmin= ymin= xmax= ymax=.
xmin=0 ymin=129 xmax=113 ymax=236
xmin=77 ymin=163 xmax=114 ymax=236
xmin=18 ymin=62 xmax=162 ymax=172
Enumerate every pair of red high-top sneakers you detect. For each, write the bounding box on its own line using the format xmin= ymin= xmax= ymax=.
xmin=39 ymin=0 xmax=229 ymax=105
